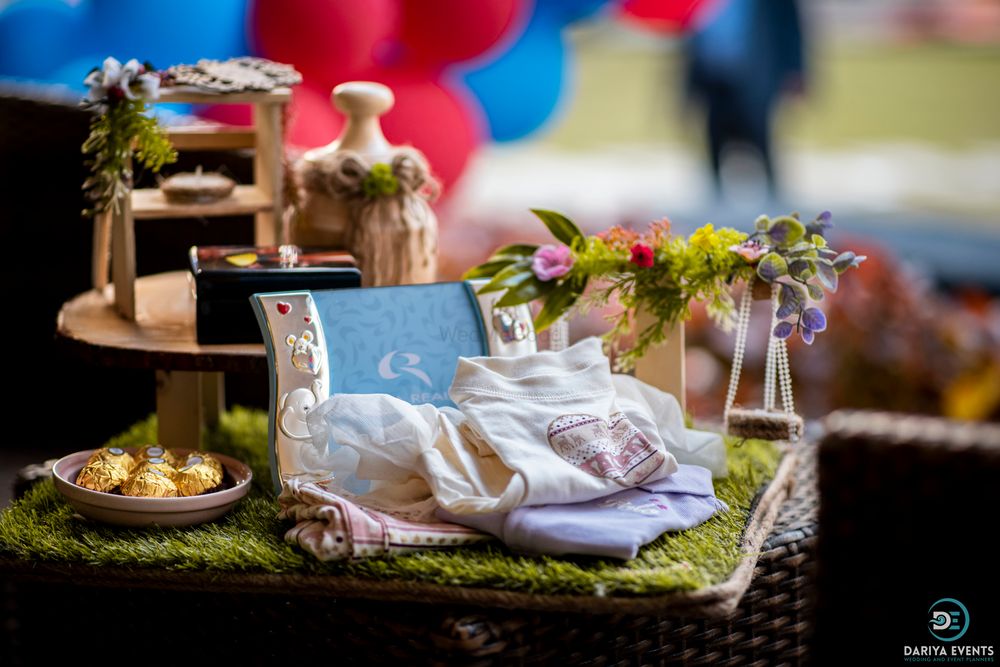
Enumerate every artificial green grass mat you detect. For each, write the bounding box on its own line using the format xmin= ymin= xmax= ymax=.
xmin=0 ymin=407 xmax=781 ymax=597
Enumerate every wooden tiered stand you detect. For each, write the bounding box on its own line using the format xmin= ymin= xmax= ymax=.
xmin=65 ymin=87 xmax=290 ymax=449
xmin=91 ymin=86 xmax=291 ymax=319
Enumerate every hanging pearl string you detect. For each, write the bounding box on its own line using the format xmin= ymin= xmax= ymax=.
xmin=776 ymin=330 xmax=799 ymax=441
xmin=763 ymin=283 xmax=780 ymax=412
xmin=724 ymin=278 xmax=754 ymax=417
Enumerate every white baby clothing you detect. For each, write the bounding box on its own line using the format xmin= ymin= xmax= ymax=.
xmin=306 ymin=337 xmax=681 ymax=517
xmin=449 ymin=337 xmax=679 ymax=509
xmin=306 ymin=398 xmax=521 ymax=519
xmin=612 ymin=373 xmax=729 ymax=478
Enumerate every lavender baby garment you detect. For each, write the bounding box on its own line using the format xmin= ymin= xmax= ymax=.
xmin=436 ymin=464 xmax=727 ymax=560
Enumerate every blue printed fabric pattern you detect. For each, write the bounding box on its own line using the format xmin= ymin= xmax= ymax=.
xmin=312 ymin=283 xmax=487 ymax=407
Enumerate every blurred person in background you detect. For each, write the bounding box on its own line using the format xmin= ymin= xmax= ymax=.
xmin=684 ymin=0 xmax=806 ymax=201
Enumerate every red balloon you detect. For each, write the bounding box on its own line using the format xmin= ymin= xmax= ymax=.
xmin=617 ymin=0 xmax=719 ymax=33
xmin=394 ymin=0 xmax=528 ymax=68
xmin=250 ymin=0 xmax=399 ymax=89
xmin=364 ymin=69 xmax=485 ymax=190
xmin=196 ymin=91 xmax=344 ymax=150
xmin=285 ymin=83 xmax=345 ymax=149
xmin=196 ymin=103 xmax=253 ymax=127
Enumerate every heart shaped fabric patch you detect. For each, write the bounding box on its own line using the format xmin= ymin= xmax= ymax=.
xmin=547 ymin=412 xmax=664 ymax=486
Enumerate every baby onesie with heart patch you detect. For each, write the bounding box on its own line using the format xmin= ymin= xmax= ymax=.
xmin=449 ymin=337 xmax=679 ymax=508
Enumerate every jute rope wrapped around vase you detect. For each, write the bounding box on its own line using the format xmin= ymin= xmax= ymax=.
xmin=302 ymin=148 xmax=439 ymax=287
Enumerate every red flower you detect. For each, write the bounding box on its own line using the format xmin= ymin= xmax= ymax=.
xmin=630 ymin=243 xmax=654 ymax=268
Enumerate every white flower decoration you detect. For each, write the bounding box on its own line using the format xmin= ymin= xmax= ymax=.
xmin=137 ymin=72 xmax=161 ymax=100
xmin=119 ymin=59 xmax=142 ymax=99
xmin=82 ymin=56 xmax=161 ymax=107
xmin=100 ymin=56 xmax=123 ymax=90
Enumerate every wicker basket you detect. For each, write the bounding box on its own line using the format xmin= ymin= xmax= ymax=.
xmin=815 ymin=411 xmax=1000 ymax=667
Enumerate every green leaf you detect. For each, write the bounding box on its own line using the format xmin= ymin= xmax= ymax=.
xmin=530 ymin=209 xmax=584 ymax=246
xmin=534 ymin=278 xmax=586 ymax=332
xmin=811 ymin=234 xmax=827 ymax=248
xmin=767 ymin=216 xmax=806 ymax=246
xmin=782 ymin=280 xmax=808 ymax=302
xmin=492 ymin=244 xmax=540 ymax=259
xmin=462 ymin=258 xmax=517 ymax=280
xmin=756 ymin=252 xmax=788 ymax=282
xmin=832 ymin=251 xmax=857 ymax=274
xmin=755 ymin=215 xmax=771 ymax=232
xmin=476 ymin=261 xmax=532 ymax=294
xmin=816 ymin=262 xmax=839 ymax=292
xmin=495 ymin=275 xmax=548 ymax=307
xmin=807 ymin=282 xmax=825 ymax=301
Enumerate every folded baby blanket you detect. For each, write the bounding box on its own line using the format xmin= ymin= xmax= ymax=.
xmin=278 ymin=478 xmax=492 ymax=561
xmin=436 ymin=463 xmax=727 ymax=560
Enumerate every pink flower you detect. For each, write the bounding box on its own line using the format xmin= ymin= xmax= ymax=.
xmin=531 ymin=244 xmax=574 ymax=281
xmin=730 ymin=240 xmax=769 ymax=263
xmin=630 ymin=243 xmax=654 ymax=268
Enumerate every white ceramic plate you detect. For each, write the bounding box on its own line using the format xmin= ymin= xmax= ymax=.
xmin=52 ymin=448 xmax=253 ymax=527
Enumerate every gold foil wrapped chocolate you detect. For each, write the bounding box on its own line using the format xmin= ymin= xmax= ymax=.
xmin=174 ymin=461 xmax=223 ymax=497
xmin=135 ymin=445 xmax=179 ymax=468
xmin=76 ymin=460 xmax=129 ymax=493
xmin=132 ymin=457 xmax=177 ymax=478
xmin=86 ymin=446 xmax=136 ymax=472
xmin=121 ymin=468 xmax=178 ymax=498
xmin=184 ymin=452 xmax=223 ymax=476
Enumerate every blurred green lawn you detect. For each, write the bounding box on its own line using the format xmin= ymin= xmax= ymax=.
xmin=543 ymin=41 xmax=1000 ymax=150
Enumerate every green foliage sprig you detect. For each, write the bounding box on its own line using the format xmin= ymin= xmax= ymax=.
xmin=80 ymin=58 xmax=176 ymax=216
xmin=82 ymin=97 xmax=177 ymax=216
xmin=361 ymin=162 xmax=400 ymax=198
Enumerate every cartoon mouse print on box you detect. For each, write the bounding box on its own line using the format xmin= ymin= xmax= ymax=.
xmin=547 ymin=412 xmax=665 ymax=486
xmin=286 ymin=329 xmax=323 ymax=376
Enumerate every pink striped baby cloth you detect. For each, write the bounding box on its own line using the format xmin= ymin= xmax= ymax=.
xmin=278 ymin=478 xmax=493 ymax=561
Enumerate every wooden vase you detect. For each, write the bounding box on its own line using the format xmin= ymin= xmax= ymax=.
xmin=633 ymin=310 xmax=686 ymax=412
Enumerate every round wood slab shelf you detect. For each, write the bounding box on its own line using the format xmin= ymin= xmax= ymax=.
xmin=57 ymin=271 xmax=266 ymax=373
xmin=57 ymin=271 xmax=266 ymax=450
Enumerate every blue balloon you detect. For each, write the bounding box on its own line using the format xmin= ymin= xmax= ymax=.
xmin=545 ymin=0 xmax=611 ymax=24
xmin=461 ymin=0 xmax=610 ymax=142
xmin=86 ymin=0 xmax=249 ymax=70
xmin=463 ymin=15 xmax=566 ymax=142
xmin=0 ymin=1 xmax=88 ymax=80
xmin=0 ymin=0 xmax=249 ymax=87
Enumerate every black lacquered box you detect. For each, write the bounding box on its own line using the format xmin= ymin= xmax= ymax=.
xmin=189 ymin=245 xmax=361 ymax=344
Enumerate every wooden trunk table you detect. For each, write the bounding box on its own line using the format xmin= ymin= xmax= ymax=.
xmin=56 ymin=271 xmax=266 ymax=450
